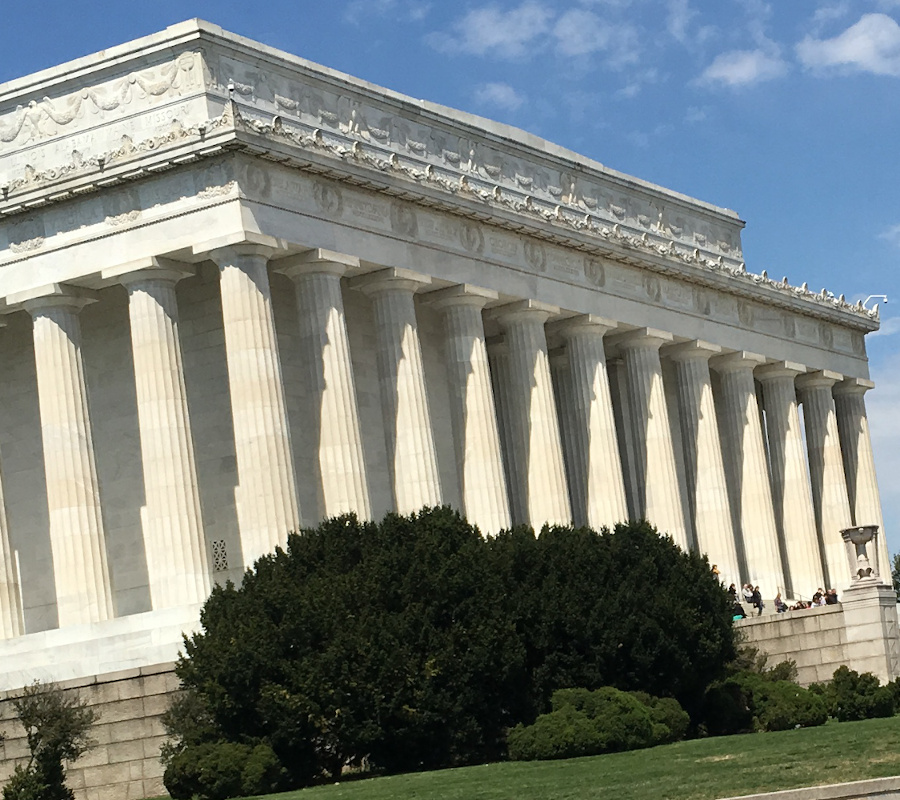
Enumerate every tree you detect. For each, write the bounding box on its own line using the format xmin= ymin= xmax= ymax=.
xmin=165 ymin=509 xmax=734 ymax=793
xmin=892 ymin=553 xmax=900 ymax=601
xmin=2 ymin=682 xmax=98 ymax=800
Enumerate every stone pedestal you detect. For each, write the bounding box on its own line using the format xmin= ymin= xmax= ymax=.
xmin=757 ymin=362 xmax=824 ymax=598
xmin=279 ymin=251 xmax=372 ymax=521
xmin=668 ymin=341 xmax=739 ymax=584
xmin=712 ymin=351 xmax=784 ymax=599
xmin=24 ymin=289 xmax=114 ymax=627
xmin=798 ymin=371 xmax=854 ymax=590
xmin=351 ymin=268 xmax=442 ymax=514
xmin=611 ymin=328 xmax=688 ymax=549
xmin=490 ymin=300 xmax=570 ymax=528
xmin=121 ymin=265 xmax=210 ymax=610
xmin=431 ymin=285 xmax=509 ymax=533
xmin=554 ymin=316 xmax=627 ymax=531
xmin=207 ymin=243 xmax=301 ymax=565
xmin=841 ymin=581 xmax=900 ymax=685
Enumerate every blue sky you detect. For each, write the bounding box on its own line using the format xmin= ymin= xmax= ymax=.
xmin=3 ymin=0 xmax=900 ymax=559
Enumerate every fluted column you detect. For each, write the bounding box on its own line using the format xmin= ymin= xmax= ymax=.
xmin=610 ymin=328 xmax=688 ymax=548
xmin=207 ymin=244 xmax=300 ymax=565
xmin=757 ymin=363 xmax=824 ymax=597
xmin=350 ymin=268 xmax=442 ymax=514
xmin=667 ymin=341 xmax=739 ymax=583
xmin=486 ymin=336 xmax=518 ymax=521
xmin=834 ymin=378 xmax=889 ymax=576
xmin=0 ymin=463 xmax=23 ymax=639
xmin=24 ymin=289 xmax=114 ymax=626
xmin=120 ymin=264 xmax=210 ymax=609
xmin=798 ymin=371 xmax=855 ymax=588
xmin=430 ymin=285 xmax=509 ymax=533
xmin=712 ymin=351 xmax=784 ymax=599
xmin=554 ymin=316 xmax=627 ymax=531
xmin=278 ymin=251 xmax=371 ymax=521
xmin=490 ymin=300 xmax=570 ymax=528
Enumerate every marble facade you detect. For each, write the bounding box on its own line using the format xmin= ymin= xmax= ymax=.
xmin=0 ymin=21 xmax=889 ymax=687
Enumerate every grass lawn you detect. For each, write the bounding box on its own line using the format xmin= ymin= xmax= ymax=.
xmin=214 ymin=715 xmax=900 ymax=800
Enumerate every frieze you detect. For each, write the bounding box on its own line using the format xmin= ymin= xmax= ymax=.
xmin=0 ymin=52 xmax=201 ymax=148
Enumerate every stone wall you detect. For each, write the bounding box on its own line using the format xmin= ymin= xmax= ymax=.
xmin=736 ymin=583 xmax=900 ymax=686
xmin=736 ymin=605 xmax=849 ymax=686
xmin=0 ymin=662 xmax=177 ymax=800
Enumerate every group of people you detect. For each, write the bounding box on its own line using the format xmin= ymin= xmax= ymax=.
xmin=781 ymin=588 xmax=839 ymax=612
xmin=726 ymin=580 xmax=839 ymax=620
xmin=728 ymin=583 xmax=765 ymax=618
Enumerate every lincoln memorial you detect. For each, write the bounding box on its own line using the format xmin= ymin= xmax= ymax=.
xmin=0 ymin=22 xmax=896 ymax=795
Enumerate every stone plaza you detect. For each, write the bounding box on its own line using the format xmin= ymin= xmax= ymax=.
xmin=0 ymin=19 xmax=897 ymax=798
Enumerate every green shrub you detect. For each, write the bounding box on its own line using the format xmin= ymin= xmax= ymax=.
xmin=507 ymin=706 xmax=601 ymax=761
xmin=752 ymin=681 xmax=827 ymax=732
xmin=163 ymin=741 xmax=287 ymax=800
xmin=2 ymin=764 xmax=57 ymax=800
xmin=816 ymin=666 xmax=896 ymax=722
xmin=702 ymin=679 xmax=753 ymax=736
xmin=703 ymin=671 xmax=827 ymax=735
xmin=508 ymin=687 xmax=688 ymax=761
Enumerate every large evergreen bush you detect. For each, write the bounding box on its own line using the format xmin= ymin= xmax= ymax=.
xmin=164 ymin=509 xmax=733 ymax=793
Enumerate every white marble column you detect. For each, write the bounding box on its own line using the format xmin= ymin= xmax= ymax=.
xmin=554 ymin=316 xmax=627 ymax=531
xmin=350 ymin=268 xmax=442 ymax=514
xmin=667 ymin=341 xmax=739 ymax=583
xmin=430 ymin=285 xmax=509 ymax=533
xmin=278 ymin=251 xmax=371 ymax=521
xmin=757 ymin=363 xmax=824 ymax=597
xmin=23 ymin=289 xmax=114 ymax=626
xmin=834 ymin=378 xmax=890 ymax=577
xmin=207 ymin=244 xmax=300 ymax=565
xmin=0 ymin=462 xmax=23 ymax=639
xmin=711 ymin=351 xmax=784 ymax=599
xmin=490 ymin=300 xmax=570 ymax=528
xmin=120 ymin=264 xmax=211 ymax=609
xmin=610 ymin=328 xmax=688 ymax=548
xmin=486 ymin=336 xmax=518 ymax=522
xmin=798 ymin=370 xmax=855 ymax=589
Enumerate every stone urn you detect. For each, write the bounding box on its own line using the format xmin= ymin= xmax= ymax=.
xmin=841 ymin=524 xmax=881 ymax=581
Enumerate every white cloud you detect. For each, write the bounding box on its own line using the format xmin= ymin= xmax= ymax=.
xmin=797 ymin=13 xmax=900 ymax=75
xmin=684 ymin=105 xmax=708 ymax=123
xmin=344 ymin=0 xmax=431 ymax=24
xmin=699 ymin=48 xmax=787 ymax=87
xmin=880 ymin=223 xmax=900 ymax=246
xmin=429 ymin=1 xmax=553 ymax=58
xmin=666 ymin=0 xmax=697 ymax=44
xmin=473 ymin=82 xmax=525 ymax=111
xmin=553 ymin=9 xmax=615 ymax=57
xmin=870 ymin=316 xmax=900 ymax=337
xmin=809 ymin=2 xmax=851 ymax=35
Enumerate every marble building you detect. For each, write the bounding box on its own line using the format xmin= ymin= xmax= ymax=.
xmin=0 ymin=20 xmax=890 ymax=689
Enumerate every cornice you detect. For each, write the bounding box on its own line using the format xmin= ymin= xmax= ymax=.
xmin=0 ymin=100 xmax=880 ymax=333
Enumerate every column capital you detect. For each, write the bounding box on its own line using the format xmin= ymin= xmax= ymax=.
xmin=103 ymin=257 xmax=195 ymax=289
xmin=665 ymin=339 xmax=722 ymax=362
xmin=488 ymin=298 xmax=559 ymax=326
xmin=193 ymin=232 xmax=285 ymax=265
xmin=607 ymin=327 xmax=673 ymax=352
xmin=348 ymin=267 xmax=432 ymax=296
xmin=426 ymin=283 xmax=498 ymax=311
xmin=548 ymin=314 xmax=618 ymax=339
xmin=797 ymin=369 xmax=844 ymax=391
xmin=274 ymin=249 xmax=361 ymax=281
xmin=834 ymin=377 xmax=875 ymax=397
xmin=548 ymin=346 xmax=569 ymax=369
xmin=710 ymin=350 xmax=765 ymax=374
xmin=756 ymin=360 xmax=808 ymax=382
xmin=12 ymin=284 xmax=98 ymax=315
